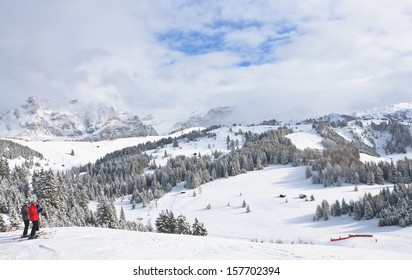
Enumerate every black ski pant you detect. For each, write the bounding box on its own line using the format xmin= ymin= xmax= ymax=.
xmin=22 ymin=220 xmax=29 ymax=236
xmin=30 ymin=220 xmax=39 ymax=238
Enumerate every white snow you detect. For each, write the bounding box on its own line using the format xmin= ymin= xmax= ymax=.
xmin=2 ymin=125 xmax=412 ymax=279
xmin=285 ymin=131 xmax=324 ymax=150
xmin=2 ymin=165 xmax=412 ymax=261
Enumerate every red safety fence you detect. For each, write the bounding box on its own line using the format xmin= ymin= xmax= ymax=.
xmin=330 ymin=234 xmax=373 ymax=242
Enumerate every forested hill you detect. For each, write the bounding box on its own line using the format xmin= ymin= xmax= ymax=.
xmin=0 ymin=139 xmax=43 ymax=160
xmin=3 ymin=116 xmax=412 ymax=233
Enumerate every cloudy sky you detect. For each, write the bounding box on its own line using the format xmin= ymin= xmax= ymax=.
xmin=1 ymin=0 xmax=412 ymax=127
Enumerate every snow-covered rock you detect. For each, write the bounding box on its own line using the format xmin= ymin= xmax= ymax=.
xmin=174 ymin=106 xmax=233 ymax=130
xmin=0 ymin=97 xmax=157 ymax=140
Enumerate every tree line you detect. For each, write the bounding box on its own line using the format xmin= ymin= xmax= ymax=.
xmin=316 ymin=183 xmax=412 ymax=228
xmin=2 ymin=120 xmax=412 ymax=233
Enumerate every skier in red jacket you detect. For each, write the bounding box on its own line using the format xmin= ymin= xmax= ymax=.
xmin=28 ymin=200 xmax=39 ymax=239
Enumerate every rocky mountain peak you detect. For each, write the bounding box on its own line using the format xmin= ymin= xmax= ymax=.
xmin=0 ymin=97 xmax=158 ymax=140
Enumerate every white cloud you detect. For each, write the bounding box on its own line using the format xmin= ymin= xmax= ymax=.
xmin=1 ymin=0 xmax=412 ymax=130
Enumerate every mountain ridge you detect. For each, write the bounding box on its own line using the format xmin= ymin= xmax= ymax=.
xmin=2 ymin=97 xmax=412 ymax=154
xmin=0 ymin=97 xmax=157 ymax=140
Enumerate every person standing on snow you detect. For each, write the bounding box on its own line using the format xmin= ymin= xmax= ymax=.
xmin=28 ymin=200 xmax=39 ymax=239
xmin=20 ymin=201 xmax=30 ymax=238
xmin=36 ymin=199 xmax=43 ymax=215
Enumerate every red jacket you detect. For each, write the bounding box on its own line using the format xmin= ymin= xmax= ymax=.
xmin=29 ymin=204 xmax=39 ymax=222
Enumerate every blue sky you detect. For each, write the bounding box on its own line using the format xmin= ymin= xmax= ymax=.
xmin=158 ymin=22 xmax=291 ymax=66
xmin=1 ymin=0 xmax=412 ymax=130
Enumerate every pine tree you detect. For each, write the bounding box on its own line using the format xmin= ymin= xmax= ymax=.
xmin=0 ymin=214 xmax=6 ymax=232
xmin=0 ymin=158 xmax=10 ymax=180
xmin=399 ymin=217 xmax=407 ymax=227
xmin=333 ymin=199 xmax=341 ymax=216
xmin=95 ymin=197 xmax=118 ymax=229
xmin=155 ymin=210 xmax=168 ymax=233
xmin=0 ymin=194 xmax=7 ymax=213
xmin=165 ymin=210 xmax=176 ymax=233
xmin=172 ymin=139 xmax=179 ymax=148
xmin=353 ymin=201 xmax=364 ymax=220
xmin=364 ymin=201 xmax=374 ymax=220
xmin=155 ymin=210 xmax=177 ymax=234
xmin=305 ymin=166 xmax=312 ymax=179
xmin=376 ymin=167 xmax=385 ymax=184
xmin=341 ymin=198 xmax=349 ymax=215
xmin=146 ymin=219 xmax=154 ymax=232
xmin=367 ymin=170 xmax=375 ymax=185
xmin=192 ymin=218 xmax=207 ymax=236
xmin=9 ymin=208 xmax=21 ymax=229
xmin=321 ymin=200 xmax=330 ymax=217
xmin=176 ymin=215 xmax=192 ymax=235
xmin=315 ymin=205 xmax=324 ymax=221
xmin=43 ymin=170 xmax=59 ymax=206
xmin=119 ymin=206 xmax=126 ymax=229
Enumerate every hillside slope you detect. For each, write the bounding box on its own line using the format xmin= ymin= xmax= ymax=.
xmin=1 ymin=226 xmax=411 ymax=260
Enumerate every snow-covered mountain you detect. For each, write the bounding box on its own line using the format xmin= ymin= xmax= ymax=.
xmin=0 ymin=97 xmax=157 ymax=140
xmin=169 ymin=101 xmax=412 ymax=158
xmin=297 ymin=101 xmax=412 ymax=157
xmin=173 ymin=106 xmax=233 ymax=130
xmin=354 ymin=102 xmax=412 ymax=122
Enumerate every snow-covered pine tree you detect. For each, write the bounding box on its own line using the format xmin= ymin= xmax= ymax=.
xmin=321 ymin=200 xmax=330 ymax=217
xmin=146 ymin=219 xmax=154 ymax=232
xmin=341 ymin=198 xmax=349 ymax=215
xmin=367 ymin=170 xmax=375 ymax=185
xmin=364 ymin=200 xmax=374 ymax=220
xmin=0 ymin=214 xmax=6 ymax=232
xmin=333 ymin=199 xmax=341 ymax=216
xmin=155 ymin=210 xmax=177 ymax=234
xmin=155 ymin=210 xmax=168 ymax=233
xmin=31 ymin=169 xmax=43 ymax=199
xmin=165 ymin=210 xmax=177 ymax=233
xmin=399 ymin=217 xmax=407 ymax=227
xmin=41 ymin=170 xmax=60 ymax=208
xmin=353 ymin=201 xmax=364 ymax=220
xmin=305 ymin=166 xmax=312 ymax=179
xmin=118 ymin=206 xmax=126 ymax=229
xmin=0 ymin=192 xmax=7 ymax=213
xmin=172 ymin=139 xmax=179 ymax=148
xmin=9 ymin=208 xmax=21 ymax=229
xmin=0 ymin=159 xmax=9 ymax=180
xmin=375 ymin=167 xmax=385 ymax=184
xmin=176 ymin=215 xmax=192 ymax=235
xmin=315 ymin=205 xmax=323 ymax=221
xmin=95 ymin=197 xmax=118 ymax=229
xmin=192 ymin=218 xmax=207 ymax=236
